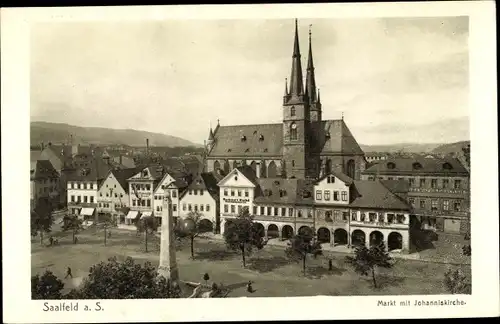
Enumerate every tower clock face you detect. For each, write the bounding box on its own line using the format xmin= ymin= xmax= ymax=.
xmin=291 ymin=123 xmax=297 ymax=129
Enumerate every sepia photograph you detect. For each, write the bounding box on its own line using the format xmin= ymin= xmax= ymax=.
xmin=1 ymin=2 xmax=498 ymax=323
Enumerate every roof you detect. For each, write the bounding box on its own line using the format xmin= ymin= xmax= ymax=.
xmin=380 ymin=179 xmax=410 ymax=194
xmin=317 ymin=169 xmax=353 ymax=186
xmin=179 ymin=172 xmax=221 ymax=200
xmin=363 ymin=157 xmax=469 ymax=176
xmin=111 ymin=168 xmax=142 ymax=193
xmin=254 ymin=178 xmax=314 ymax=205
xmin=65 ymin=157 xmax=114 ymax=181
xmin=350 ymin=180 xmax=411 ymax=211
xmin=30 ymin=160 xmax=59 ymax=180
xmin=207 ymin=119 xmax=364 ymax=157
xmin=236 ymin=165 xmax=259 ymax=186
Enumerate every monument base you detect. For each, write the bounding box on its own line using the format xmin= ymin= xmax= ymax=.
xmin=158 ymin=265 xmax=180 ymax=283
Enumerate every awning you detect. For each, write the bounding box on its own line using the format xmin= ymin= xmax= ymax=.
xmin=141 ymin=211 xmax=152 ymax=219
xmin=80 ymin=208 xmax=95 ymax=216
xmin=126 ymin=210 xmax=139 ymax=220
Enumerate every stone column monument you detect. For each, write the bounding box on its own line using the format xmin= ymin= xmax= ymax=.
xmin=158 ymin=191 xmax=179 ymax=283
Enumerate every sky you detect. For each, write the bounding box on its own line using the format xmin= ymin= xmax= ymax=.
xmin=30 ymin=17 xmax=469 ymax=145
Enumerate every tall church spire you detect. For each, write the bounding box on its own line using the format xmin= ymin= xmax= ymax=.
xmin=289 ymin=19 xmax=304 ymax=96
xmin=305 ymin=24 xmax=317 ymax=103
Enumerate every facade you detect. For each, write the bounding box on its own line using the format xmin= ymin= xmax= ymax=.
xmin=96 ymin=168 xmax=139 ymax=223
xmin=204 ymin=20 xmax=366 ymax=181
xmin=30 ymin=160 xmax=60 ymax=205
xmin=66 ymin=157 xmax=113 ymax=223
xmin=178 ymin=172 xmax=222 ymax=232
xmin=152 ymin=170 xmax=189 ymax=224
xmin=218 ymin=167 xmax=412 ymax=252
xmin=361 ymin=157 xmax=470 ymax=234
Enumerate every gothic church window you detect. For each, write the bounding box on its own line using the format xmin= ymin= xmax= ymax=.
xmin=291 ymin=106 xmax=296 ymax=116
xmin=290 ymin=123 xmax=298 ymax=140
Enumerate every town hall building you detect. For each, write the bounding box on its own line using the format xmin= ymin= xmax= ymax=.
xmin=204 ymin=20 xmax=366 ymax=181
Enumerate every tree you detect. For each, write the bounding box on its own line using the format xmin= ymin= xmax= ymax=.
xmin=462 ymin=231 xmax=471 ymax=256
xmin=31 ymin=270 xmax=65 ymax=299
xmin=223 ymin=207 xmax=266 ymax=267
xmin=174 ymin=211 xmax=210 ymax=259
xmin=345 ymin=243 xmax=393 ymax=288
xmin=444 ymin=268 xmax=471 ymax=294
xmin=136 ymin=215 xmax=158 ymax=253
xmin=31 ymin=197 xmax=54 ymax=245
xmin=62 ymin=214 xmax=84 ymax=244
xmin=203 ymin=273 xmax=210 ymax=286
xmin=285 ymin=233 xmax=323 ymax=276
xmin=97 ymin=213 xmax=115 ymax=246
xmin=66 ymin=257 xmax=182 ymax=299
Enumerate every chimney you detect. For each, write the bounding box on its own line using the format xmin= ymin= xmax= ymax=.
xmin=256 ymin=162 xmax=261 ymax=179
xmin=119 ymin=155 xmax=123 ymax=165
xmin=146 ymin=138 xmax=149 ymax=154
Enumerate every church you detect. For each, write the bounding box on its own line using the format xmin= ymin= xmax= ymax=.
xmin=204 ymin=20 xmax=366 ymax=181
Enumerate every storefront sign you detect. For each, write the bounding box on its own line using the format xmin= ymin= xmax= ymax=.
xmin=223 ymin=198 xmax=250 ymax=204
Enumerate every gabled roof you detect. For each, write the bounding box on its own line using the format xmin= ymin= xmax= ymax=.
xmin=254 ymin=178 xmax=314 ymax=205
xmin=350 ymin=180 xmax=411 ymax=211
xmin=111 ymin=167 xmax=142 ymax=193
xmin=316 ymin=169 xmax=353 ymax=186
xmin=65 ymin=158 xmax=114 ymax=181
xmin=363 ymin=157 xmax=469 ymax=176
xmin=31 ymin=160 xmax=59 ymax=180
xmin=207 ymin=119 xmax=364 ymax=157
xmin=179 ymin=172 xmax=221 ymax=200
xmin=380 ymin=179 xmax=410 ymax=195
xmin=217 ymin=165 xmax=259 ymax=187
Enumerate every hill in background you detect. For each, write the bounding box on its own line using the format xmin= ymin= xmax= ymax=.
xmin=431 ymin=141 xmax=470 ymax=154
xmin=30 ymin=121 xmax=202 ymax=148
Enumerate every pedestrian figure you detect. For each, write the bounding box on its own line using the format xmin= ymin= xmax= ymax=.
xmin=328 ymin=259 xmax=333 ymax=271
xmin=49 ymin=236 xmax=54 ymax=246
xmin=54 ymin=238 xmax=59 ymax=245
xmin=247 ymin=281 xmax=254 ymax=293
xmin=74 ymin=236 xmax=78 ymax=244
xmin=65 ymin=267 xmax=73 ymax=279
xmin=108 ymin=231 xmax=112 ymax=238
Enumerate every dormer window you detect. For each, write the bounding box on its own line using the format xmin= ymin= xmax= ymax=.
xmin=241 ymin=135 xmax=247 ymax=141
xmin=412 ymin=162 xmax=423 ymax=170
xmin=259 ymin=134 xmax=264 ymax=141
xmin=443 ymin=162 xmax=453 ymax=170
xmin=387 ymin=162 xmax=396 ymax=169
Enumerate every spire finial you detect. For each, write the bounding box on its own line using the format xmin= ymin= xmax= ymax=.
xmin=284 ymin=78 xmax=288 ymax=95
xmin=217 ymin=119 xmax=220 ymax=126
xmin=309 ymin=24 xmax=312 ymax=39
xmin=341 ymin=111 xmax=344 ymax=120
xmin=317 ymin=88 xmax=321 ymax=103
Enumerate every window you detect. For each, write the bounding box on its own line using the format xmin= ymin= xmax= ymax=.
xmin=387 ymin=213 xmax=394 ymax=223
xmin=431 ymin=179 xmax=438 ymax=189
xmin=431 ymin=200 xmax=439 ymax=211
xmin=387 ymin=177 xmax=394 ymax=180
xmin=420 ymin=199 xmax=426 ymax=209
xmin=368 ymin=176 xmax=375 ymax=181
xmin=189 ymin=190 xmax=192 ymax=195
xmin=71 ymin=195 xmax=75 ymax=202
xmin=290 ymin=123 xmax=297 ymax=140
xmin=327 ymin=176 xmax=335 ymax=184
xmin=200 ymin=190 xmax=204 ymax=196
xmin=308 ymin=212 xmax=313 ymax=218
xmin=172 ymin=191 xmax=177 ymax=198
xmin=290 ymin=106 xmax=295 ymax=116
xmin=454 ymin=180 xmax=462 ymax=189
xmin=316 ymin=190 xmax=322 ymax=200
xmin=224 ymin=205 xmax=228 ymax=213
xmin=106 ymin=193 xmax=109 ymax=197
xmin=333 ymin=191 xmax=339 ymax=201
xmin=289 ymin=208 xmax=294 ymax=217
xmin=443 ymin=179 xmax=449 ymax=188
xmin=206 ymin=204 xmax=210 ymax=211
xmin=77 ymin=183 xmax=81 ymax=189
xmin=398 ymin=177 xmax=404 ymax=181
xmin=231 ymin=205 xmax=235 ymax=213
xmin=341 ymin=191 xmax=347 ymax=202
xmin=253 ymin=206 xmax=257 ymax=215
xmin=173 ymin=204 xmax=177 ymax=212
xmin=454 ymin=201 xmax=461 ymax=211
xmin=351 ymin=212 xmax=357 ymax=221
xmin=274 ymin=208 xmax=278 ymax=216
xmin=157 ymin=206 xmax=161 ymax=212
xmin=238 ymin=190 xmax=242 ymax=197
xmin=188 ymin=204 xmax=192 ymax=211
xmin=396 ymin=214 xmax=405 ymax=224
xmin=231 ymin=190 xmax=235 ymax=196
xmin=292 ymin=160 xmax=295 ymax=167
xmin=324 ymin=190 xmax=331 ymax=201
xmin=408 ymin=198 xmax=415 ymax=207
xmin=378 ymin=213 xmax=384 ymax=222
xmin=238 ymin=206 xmax=242 ymax=214
xmin=133 ymin=199 xmax=137 ymax=207
xmin=281 ymin=208 xmax=286 ymax=216
xmin=147 ymin=199 xmax=151 ymax=207
xmin=194 ymin=205 xmax=198 ymax=212
xmin=194 ymin=190 xmax=198 ymax=195
xmin=146 ymin=184 xmax=150 ymax=191
xmin=420 ymin=178 xmax=426 ymax=187
xmin=260 ymin=206 xmax=265 ymax=215
xmin=90 ymin=196 xmax=94 ymax=203
xmin=224 ymin=189 xmax=228 ymax=196
xmin=369 ymin=213 xmax=377 ymax=222
xmin=115 ymin=193 xmax=118 ymax=198
xmin=183 ymin=204 xmax=186 ymax=211
xmin=200 ymin=205 xmax=204 ymax=211
xmin=245 ymin=190 xmax=249 ymax=197
xmin=342 ymin=212 xmax=349 ymax=221
xmin=442 ymin=200 xmax=450 ymax=211
xmin=297 ymin=211 xmax=302 ymax=218
xmin=267 ymin=207 xmax=272 ymax=215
